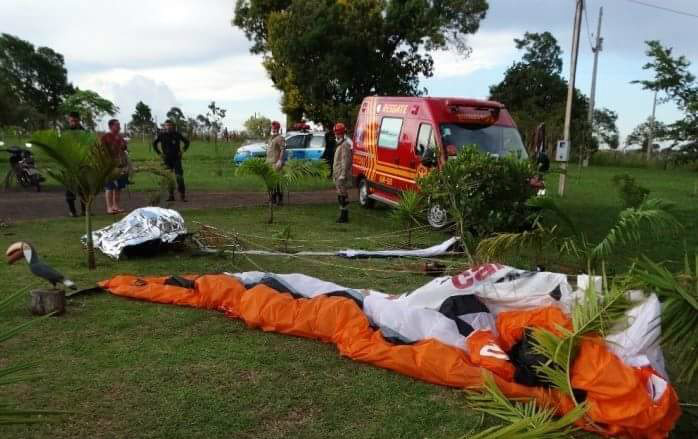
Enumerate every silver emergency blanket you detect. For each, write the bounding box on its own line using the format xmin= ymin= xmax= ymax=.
xmin=83 ymin=207 xmax=187 ymax=259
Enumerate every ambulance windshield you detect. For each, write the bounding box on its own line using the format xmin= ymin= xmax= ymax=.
xmin=440 ymin=124 xmax=527 ymax=159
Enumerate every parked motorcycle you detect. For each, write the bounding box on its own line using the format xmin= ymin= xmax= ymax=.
xmin=0 ymin=141 xmax=45 ymax=192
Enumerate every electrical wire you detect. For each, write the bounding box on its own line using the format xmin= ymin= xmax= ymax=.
xmin=623 ymin=0 xmax=698 ymax=19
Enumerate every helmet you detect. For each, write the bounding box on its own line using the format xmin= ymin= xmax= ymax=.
xmin=333 ymin=123 xmax=346 ymax=135
xmin=271 ymin=121 xmax=281 ymax=130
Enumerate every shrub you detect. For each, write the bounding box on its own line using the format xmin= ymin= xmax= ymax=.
xmin=419 ymin=147 xmax=536 ymax=237
xmin=611 ymin=173 xmax=650 ymax=208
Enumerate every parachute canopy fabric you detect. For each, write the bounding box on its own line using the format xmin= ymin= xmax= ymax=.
xmin=83 ymin=207 xmax=187 ymax=259
xmin=100 ymin=264 xmax=680 ymax=438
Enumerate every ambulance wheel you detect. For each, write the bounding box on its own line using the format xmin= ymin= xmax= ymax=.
xmin=358 ymin=179 xmax=374 ymax=208
xmin=427 ymin=204 xmax=449 ymax=229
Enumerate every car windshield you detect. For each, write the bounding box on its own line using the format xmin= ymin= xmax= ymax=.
xmin=440 ymin=123 xmax=527 ymax=159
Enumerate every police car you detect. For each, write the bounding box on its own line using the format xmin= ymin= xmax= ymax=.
xmin=232 ymin=131 xmax=327 ymax=164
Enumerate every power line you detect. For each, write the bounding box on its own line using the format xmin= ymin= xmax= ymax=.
xmin=624 ymin=0 xmax=698 ymax=19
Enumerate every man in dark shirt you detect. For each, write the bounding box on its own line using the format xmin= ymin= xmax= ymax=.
xmin=153 ymin=119 xmax=190 ymax=202
xmin=65 ymin=111 xmax=85 ymax=217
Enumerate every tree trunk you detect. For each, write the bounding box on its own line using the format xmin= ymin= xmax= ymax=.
xmin=268 ymin=199 xmax=274 ymax=224
xmin=30 ymin=289 xmax=65 ymax=316
xmin=85 ymin=202 xmax=96 ymax=270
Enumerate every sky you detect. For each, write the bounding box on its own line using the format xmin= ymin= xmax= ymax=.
xmin=1 ymin=0 xmax=696 ymax=141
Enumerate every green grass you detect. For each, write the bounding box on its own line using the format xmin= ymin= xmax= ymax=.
xmin=0 ymin=138 xmax=333 ymax=192
xmin=1 ymin=164 xmax=698 ymax=438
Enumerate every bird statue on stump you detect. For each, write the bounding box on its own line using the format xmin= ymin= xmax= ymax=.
xmin=6 ymin=241 xmax=75 ymax=315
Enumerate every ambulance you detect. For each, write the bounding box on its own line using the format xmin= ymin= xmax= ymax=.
xmin=351 ymin=96 xmax=528 ymax=228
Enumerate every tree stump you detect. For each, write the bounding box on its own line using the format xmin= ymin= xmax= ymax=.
xmin=29 ymin=289 xmax=66 ymax=316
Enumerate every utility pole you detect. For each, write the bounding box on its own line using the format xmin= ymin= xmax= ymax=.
xmin=558 ymin=0 xmax=584 ymax=196
xmin=587 ymin=7 xmax=603 ymax=129
xmin=646 ymin=90 xmax=658 ymax=160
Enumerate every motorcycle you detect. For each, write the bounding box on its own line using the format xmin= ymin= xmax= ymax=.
xmin=0 ymin=141 xmax=45 ymax=192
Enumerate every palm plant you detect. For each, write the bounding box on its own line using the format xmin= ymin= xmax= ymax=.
xmin=130 ymin=163 xmax=176 ymax=206
xmin=465 ymin=373 xmax=586 ymax=439
xmin=236 ymin=158 xmax=328 ymax=223
xmin=31 ymin=130 xmax=117 ymax=269
xmin=530 ymin=280 xmax=630 ymax=404
xmin=632 ymin=254 xmax=698 ymax=382
xmin=465 ymin=280 xmax=630 ymax=439
xmin=1 ymin=288 xmax=62 ymax=424
xmin=392 ymin=190 xmax=424 ymax=248
xmin=477 ymin=197 xmax=682 ymax=272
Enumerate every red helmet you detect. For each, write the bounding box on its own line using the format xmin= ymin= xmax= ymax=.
xmin=271 ymin=121 xmax=281 ymax=130
xmin=333 ymin=123 xmax=346 ymax=135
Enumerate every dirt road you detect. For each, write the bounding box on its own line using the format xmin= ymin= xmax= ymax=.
xmin=0 ymin=187 xmax=351 ymax=221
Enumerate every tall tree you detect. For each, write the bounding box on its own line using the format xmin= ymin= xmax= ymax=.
xmin=233 ymin=0 xmax=489 ymax=126
xmin=593 ymin=108 xmax=620 ymax=150
xmin=489 ymin=32 xmax=591 ymax=155
xmin=206 ymin=101 xmax=226 ymax=140
xmin=243 ymin=114 xmax=272 ymax=139
xmin=166 ymin=107 xmax=186 ymax=128
xmin=0 ymin=33 xmax=73 ymax=127
xmin=128 ymin=101 xmax=155 ymax=138
xmin=626 ymin=117 xmax=669 ymax=151
xmin=633 ymin=40 xmax=698 ymax=144
xmin=513 ymin=31 xmax=563 ymax=75
xmin=59 ymin=89 xmax=118 ymax=130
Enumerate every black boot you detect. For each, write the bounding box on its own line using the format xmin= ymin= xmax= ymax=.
xmin=67 ymin=200 xmax=77 ymax=217
xmin=336 ymin=208 xmax=349 ymax=223
xmin=180 ymin=192 xmax=187 ymax=202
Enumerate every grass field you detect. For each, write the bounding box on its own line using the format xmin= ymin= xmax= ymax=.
xmin=1 ymin=164 xmax=698 ymax=438
xmin=0 ymin=138 xmax=333 ymax=192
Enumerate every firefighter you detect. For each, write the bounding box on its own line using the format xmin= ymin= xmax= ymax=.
xmin=153 ymin=119 xmax=190 ymax=202
xmin=266 ymin=121 xmax=286 ymax=205
xmin=332 ymin=122 xmax=352 ymax=223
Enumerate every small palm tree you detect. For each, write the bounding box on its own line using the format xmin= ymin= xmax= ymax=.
xmin=632 ymin=254 xmax=698 ymax=383
xmin=31 ymin=130 xmax=117 ymax=269
xmin=392 ymin=190 xmax=424 ymax=248
xmin=236 ymin=158 xmax=327 ymax=223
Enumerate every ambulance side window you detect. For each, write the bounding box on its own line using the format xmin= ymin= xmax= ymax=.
xmin=415 ymin=123 xmax=436 ymax=157
xmin=378 ymin=117 xmax=403 ymax=150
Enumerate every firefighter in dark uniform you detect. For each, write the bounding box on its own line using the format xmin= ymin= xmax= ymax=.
xmin=65 ymin=111 xmax=86 ymax=217
xmin=332 ymin=123 xmax=352 ymax=223
xmin=321 ymin=129 xmax=336 ymax=178
xmin=153 ymin=119 xmax=190 ymax=202
xmin=267 ymin=121 xmax=286 ymax=205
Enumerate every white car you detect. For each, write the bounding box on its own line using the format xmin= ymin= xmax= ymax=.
xmin=233 ymin=131 xmax=327 ymax=164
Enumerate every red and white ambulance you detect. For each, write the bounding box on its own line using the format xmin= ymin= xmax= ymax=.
xmin=351 ymin=96 xmax=528 ymax=228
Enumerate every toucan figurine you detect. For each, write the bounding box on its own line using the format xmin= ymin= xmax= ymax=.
xmin=6 ymin=242 xmax=76 ymax=290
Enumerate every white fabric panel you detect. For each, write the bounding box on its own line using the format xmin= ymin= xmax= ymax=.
xmin=229 ymin=272 xmax=351 ymax=298
xmin=363 ymin=294 xmax=467 ymax=350
xmin=338 ymin=237 xmax=458 ymax=259
xmin=399 ymin=264 xmax=572 ymax=315
xmin=605 ymin=293 xmax=667 ymax=378
xmin=458 ymin=312 xmax=497 ymax=335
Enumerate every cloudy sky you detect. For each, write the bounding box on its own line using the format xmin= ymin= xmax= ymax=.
xmin=1 ymin=0 xmax=696 ymax=140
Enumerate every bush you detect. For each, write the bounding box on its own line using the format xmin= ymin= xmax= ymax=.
xmin=419 ymin=147 xmax=536 ymax=237
xmin=611 ymin=173 xmax=650 ymax=208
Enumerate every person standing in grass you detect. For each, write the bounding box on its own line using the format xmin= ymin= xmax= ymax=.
xmin=153 ymin=119 xmax=190 ymax=202
xmin=266 ymin=121 xmax=286 ymax=205
xmin=64 ymin=111 xmax=86 ymax=217
xmin=332 ymin=122 xmax=352 ymax=223
xmin=101 ymin=119 xmax=129 ymax=214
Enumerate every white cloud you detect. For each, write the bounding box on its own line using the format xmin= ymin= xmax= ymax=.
xmin=431 ymin=31 xmax=518 ymax=78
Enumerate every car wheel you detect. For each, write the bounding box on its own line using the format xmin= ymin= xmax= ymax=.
xmin=427 ymin=203 xmax=449 ymax=229
xmin=358 ymin=179 xmax=374 ymax=208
